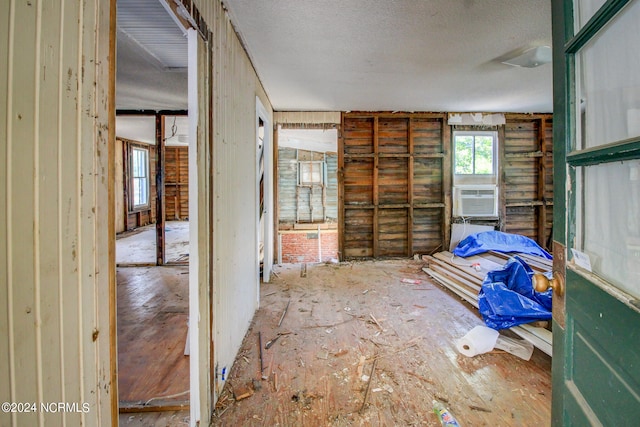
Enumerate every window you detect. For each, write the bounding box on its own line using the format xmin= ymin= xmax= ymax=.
xmin=454 ymin=131 xmax=496 ymax=176
xmin=131 ymin=146 xmax=150 ymax=209
xmin=298 ymin=161 xmax=324 ymax=185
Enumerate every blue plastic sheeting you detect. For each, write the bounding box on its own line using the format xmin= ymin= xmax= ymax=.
xmin=478 ymin=256 xmax=553 ymax=330
xmin=452 ymin=231 xmax=552 ymax=259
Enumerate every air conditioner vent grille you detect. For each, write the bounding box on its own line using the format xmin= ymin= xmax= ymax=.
xmin=453 ymin=186 xmax=498 ymax=217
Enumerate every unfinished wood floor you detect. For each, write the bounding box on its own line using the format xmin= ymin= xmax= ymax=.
xmin=214 ymin=259 xmax=551 ymax=427
xmin=117 ymin=266 xmax=190 ymax=411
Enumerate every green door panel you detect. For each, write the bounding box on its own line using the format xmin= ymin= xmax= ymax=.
xmin=564 ymin=269 xmax=640 ymax=424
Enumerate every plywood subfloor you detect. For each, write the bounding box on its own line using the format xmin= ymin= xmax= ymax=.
xmin=117 ymin=266 xmax=190 ymax=409
xmin=214 ymin=259 xmax=551 ymax=426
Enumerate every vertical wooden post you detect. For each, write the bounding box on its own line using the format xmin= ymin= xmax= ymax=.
xmin=537 ymin=118 xmax=548 ymax=247
xmin=273 ymin=125 xmax=280 ymax=264
xmin=338 ymin=115 xmax=345 ymax=260
xmin=122 ymin=141 xmax=130 ymax=230
xmin=407 ymin=118 xmax=414 ymax=256
xmin=372 ymin=116 xmax=379 ymax=258
xmin=442 ymin=116 xmax=452 ymax=251
xmin=498 ymin=125 xmax=507 ymax=230
xmin=108 ymin=0 xmax=118 ymax=420
xmin=155 ymin=113 xmax=166 ymax=265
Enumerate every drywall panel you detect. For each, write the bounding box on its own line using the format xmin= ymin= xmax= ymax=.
xmin=0 ymin=0 xmax=112 ymax=425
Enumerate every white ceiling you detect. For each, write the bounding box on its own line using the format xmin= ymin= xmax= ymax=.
xmin=222 ymin=0 xmax=553 ymax=113
xmin=115 ymin=0 xmax=554 ymax=137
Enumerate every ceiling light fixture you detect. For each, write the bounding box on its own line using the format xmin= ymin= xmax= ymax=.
xmin=501 ymin=46 xmax=552 ymax=68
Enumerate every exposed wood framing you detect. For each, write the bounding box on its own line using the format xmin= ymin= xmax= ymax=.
xmin=156 ymin=113 xmax=166 ymax=265
xmin=373 ymin=117 xmax=379 ymax=258
xmin=341 ymin=113 xmax=447 ymax=259
xmin=502 ymin=115 xmax=554 ymax=248
xmin=442 ymin=120 xmax=452 ymax=251
xmin=341 ymin=113 xmax=553 ymax=259
xmin=165 ymin=146 xmax=189 ymax=220
xmin=498 ymin=125 xmax=507 ymax=229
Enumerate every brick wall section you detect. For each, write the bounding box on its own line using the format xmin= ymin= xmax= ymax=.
xmin=280 ymin=230 xmax=339 ymax=263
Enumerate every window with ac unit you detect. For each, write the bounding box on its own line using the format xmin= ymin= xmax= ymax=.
xmin=452 ymin=131 xmax=498 ymax=217
xmin=454 ymin=131 xmax=496 ymax=177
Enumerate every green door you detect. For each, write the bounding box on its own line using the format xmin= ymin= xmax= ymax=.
xmin=552 ymin=0 xmax=640 ymax=425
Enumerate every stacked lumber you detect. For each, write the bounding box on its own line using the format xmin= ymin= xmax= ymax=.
xmin=422 ymin=251 xmax=553 ymax=356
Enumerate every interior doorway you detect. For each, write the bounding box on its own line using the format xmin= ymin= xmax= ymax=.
xmin=275 ymin=126 xmax=339 ymax=264
xmin=114 ymin=0 xmax=191 ymax=413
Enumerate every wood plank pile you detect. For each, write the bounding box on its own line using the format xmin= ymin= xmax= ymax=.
xmin=422 ymin=250 xmax=553 ymax=356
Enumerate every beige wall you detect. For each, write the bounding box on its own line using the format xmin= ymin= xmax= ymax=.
xmin=197 ymin=0 xmax=274 ymax=402
xmin=0 ymin=0 xmax=274 ymax=425
xmin=0 ymin=0 xmax=112 ymax=425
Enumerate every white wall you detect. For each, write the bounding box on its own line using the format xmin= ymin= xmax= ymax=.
xmin=0 ymin=0 xmax=112 ymax=425
xmin=193 ymin=0 xmax=274 ymax=411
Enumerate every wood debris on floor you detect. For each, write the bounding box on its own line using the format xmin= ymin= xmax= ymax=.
xmin=214 ymin=259 xmax=551 ymax=426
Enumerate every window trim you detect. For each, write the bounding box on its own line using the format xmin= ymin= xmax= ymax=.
xmin=453 ymin=130 xmax=498 ymax=177
xmin=298 ymin=160 xmax=325 ymax=186
xmin=129 ymin=144 xmax=151 ymax=211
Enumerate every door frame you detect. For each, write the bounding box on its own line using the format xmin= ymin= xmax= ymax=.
xmin=552 ymin=0 xmax=640 ymax=424
xmin=256 ymin=97 xmax=273 ymax=286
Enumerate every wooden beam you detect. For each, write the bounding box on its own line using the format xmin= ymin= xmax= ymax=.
xmin=373 ymin=117 xmax=379 ymax=258
xmin=407 ymin=117 xmax=414 ymax=256
xmin=537 ymin=118 xmax=548 ymax=247
xmin=155 ymin=113 xmax=166 ymax=265
xmin=338 ymin=114 xmax=345 ymax=260
xmin=498 ymin=125 xmax=507 ymax=230
xmin=108 ymin=0 xmax=118 ymax=420
xmin=442 ymin=119 xmax=452 ymax=251
xmin=273 ymin=127 xmax=280 ymax=263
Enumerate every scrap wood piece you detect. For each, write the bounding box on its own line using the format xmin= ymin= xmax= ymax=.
xmin=356 ymin=355 xmax=366 ymax=378
xmin=300 ymin=263 xmax=307 ymax=277
xmin=258 ymin=332 xmax=265 ymax=374
xmin=302 ymin=315 xmax=360 ymax=329
xmin=262 ymin=353 xmax=275 ymax=381
xmin=265 ymin=335 xmax=280 ymax=349
xmin=470 ymin=404 xmax=492 ymax=413
xmin=369 ymin=313 xmax=384 ymax=331
xmin=278 ymin=299 xmax=291 ymax=327
xmin=359 ymin=357 xmax=379 ymax=414
xmin=233 ymin=383 xmax=254 ymax=401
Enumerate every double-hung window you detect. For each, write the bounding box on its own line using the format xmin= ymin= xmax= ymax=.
xmin=131 ymin=146 xmax=150 ymax=209
xmin=453 ymin=131 xmax=497 ymax=177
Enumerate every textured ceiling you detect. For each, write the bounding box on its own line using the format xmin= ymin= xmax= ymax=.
xmin=222 ymin=0 xmax=553 ymax=113
xmin=116 ymin=0 xmax=553 ymax=116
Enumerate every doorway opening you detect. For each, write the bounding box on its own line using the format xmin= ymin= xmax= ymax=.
xmin=275 ymin=126 xmax=339 ymax=264
xmin=114 ymin=0 xmax=191 ymax=413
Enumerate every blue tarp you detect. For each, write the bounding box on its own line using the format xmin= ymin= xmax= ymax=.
xmin=478 ymin=256 xmax=553 ymax=330
xmin=452 ymin=231 xmax=552 ymax=259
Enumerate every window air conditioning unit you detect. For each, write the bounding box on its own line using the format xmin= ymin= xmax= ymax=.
xmin=453 ymin=185 xmax=498 ymax=217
